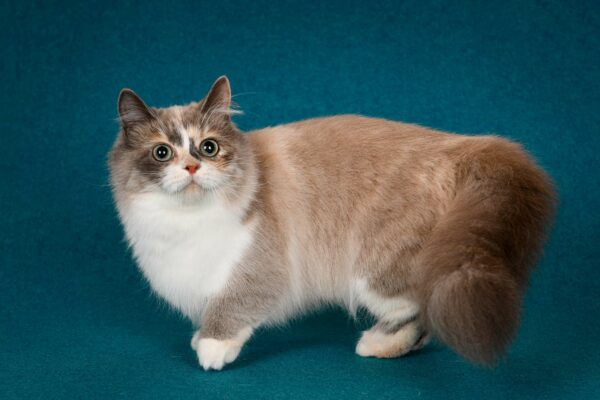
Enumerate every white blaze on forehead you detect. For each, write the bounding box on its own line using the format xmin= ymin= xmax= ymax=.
xmin=169 ymin=106 xmax=190 ymax=151
xmin=178 ymin=125 xmax=190 ymax=151
xmin=167 ymin=105 xmax=212 ymax=150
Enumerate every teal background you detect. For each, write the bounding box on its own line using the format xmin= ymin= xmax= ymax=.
xmin=1 ymin=0 xmax=599 ymax=398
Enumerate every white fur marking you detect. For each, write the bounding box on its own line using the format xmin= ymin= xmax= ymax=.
xmin=121 ymin=192 xmax=254 ymax=321
xmin=196 ymin=327 xmax=253 ymax=370
xmin=355 ymin=278 xmax=419 ymax=320
xmin=356 ymin=322 xmax=419 ymax=358
xmin=179 ymin=124 xmax=190 ymax=150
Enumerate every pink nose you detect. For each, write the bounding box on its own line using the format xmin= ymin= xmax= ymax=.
xmin=185 ymin=164 xmax=199 ymax=174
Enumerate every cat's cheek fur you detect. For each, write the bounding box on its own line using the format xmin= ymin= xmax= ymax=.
xmin=193 ymin=162 xmax=227 ymax=190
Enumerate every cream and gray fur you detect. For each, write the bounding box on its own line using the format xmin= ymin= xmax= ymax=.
xmin=109 ymin=77 xmax=555 ymax=370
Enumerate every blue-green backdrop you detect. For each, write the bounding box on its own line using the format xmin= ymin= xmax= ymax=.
xmin=1 ymin=0 xmax=599 ymax=398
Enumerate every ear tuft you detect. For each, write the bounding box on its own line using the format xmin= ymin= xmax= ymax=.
xmin=118 ymin=89 xmax=154 ymax=129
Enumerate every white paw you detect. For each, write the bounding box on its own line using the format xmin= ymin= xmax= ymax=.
xmin=190 ymin=330 xmax=201 ymax=351
xmin=356 ymin=323 xmax=420 ymax=358
xmin=356 ymin=330 xmax=381 ymax=357
xmin=197 ymin=338 xmax=242 ymax=371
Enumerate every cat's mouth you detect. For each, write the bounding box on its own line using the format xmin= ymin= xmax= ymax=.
xmin=179 ymin=179 xmax=202 ymax=193
xmin=183 ymin=182 xmax=201 ymax=193
xmin=165 ymin=177 xmax=203 ymax=195
xmin=164 ymin=174 xmax=219 ymax=195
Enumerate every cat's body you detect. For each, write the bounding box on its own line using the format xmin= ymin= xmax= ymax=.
xmin=110 ymin=77 xmax=555 ymax=370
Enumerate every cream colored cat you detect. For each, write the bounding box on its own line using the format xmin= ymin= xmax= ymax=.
xmin=109 ymin=76 xmax=554 ymax=370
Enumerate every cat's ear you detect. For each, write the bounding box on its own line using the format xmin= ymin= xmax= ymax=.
xmin=201 ymin=76 xmax=232 ymax=115
xmin=118 ymin=89 xmax=155 ymax=130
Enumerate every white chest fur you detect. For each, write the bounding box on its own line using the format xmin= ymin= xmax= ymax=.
xmin=119 ymin=192 xmax=254 ymax=321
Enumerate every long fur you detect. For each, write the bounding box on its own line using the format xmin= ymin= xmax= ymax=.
xmin=109 ymin=77 xmax=556 ymax=370
xmin=415 ymin=138 xmax=555 ymax=364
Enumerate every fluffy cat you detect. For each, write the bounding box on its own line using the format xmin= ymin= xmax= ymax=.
xmin=109 ymin=76 xmax=555 ymax=370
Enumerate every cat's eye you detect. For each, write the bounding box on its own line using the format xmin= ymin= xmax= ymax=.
xmin=152 ymin=144 xmax=173 ymax=162
xmin=200 ymin=139 xmax=219 ymax=157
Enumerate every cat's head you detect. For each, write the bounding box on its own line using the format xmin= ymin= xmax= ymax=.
xmin=109 ymin=76 xmax=252 ymax=203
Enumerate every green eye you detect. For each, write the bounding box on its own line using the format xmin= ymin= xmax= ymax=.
xmin=200 ymin=139 xmax=219 ymax=157
xmin=152 ymin=144 xmax=173 ymax=161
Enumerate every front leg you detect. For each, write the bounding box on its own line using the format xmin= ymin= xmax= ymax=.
xmin=192 ymin=298 xmax=259 ymax=371
xmin=192 ymin=266 xmax=285 ymax=370
xmin=191 ymin=238 xmax=287 ymax=371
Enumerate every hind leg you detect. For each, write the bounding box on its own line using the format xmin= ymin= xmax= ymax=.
xmin=355 ymin=280 xmax=430 ymax=358
xmin=356 ymin=317 xmax=430 ymax=358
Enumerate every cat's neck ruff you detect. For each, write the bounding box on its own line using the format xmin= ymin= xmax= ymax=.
xmin=119 ymin=189 xmax=256 ymax=322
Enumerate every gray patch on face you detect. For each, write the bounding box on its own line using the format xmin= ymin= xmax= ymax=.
xmin=166 ymin=128 xmax=183 ymax=146
xmin=156 ymin=108 xmax=204 ymax=147
xmin=136 ymin=149 xmax=167 ymax=185
xmin=157 ymin=113 xmax=183 ymax=146
xmin=189 ymin=140 xmax=202 ymax=160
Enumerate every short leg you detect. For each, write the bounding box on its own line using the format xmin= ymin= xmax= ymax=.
xmin=354 ymin=273 xmax=430 ymax=359
xmin=356 ymin=317 xmax=430 ymax=358
xmin=190 ymin=243 xmax=287 ymax=370
xmin=192 ymin=269 xmax=284 ymax=370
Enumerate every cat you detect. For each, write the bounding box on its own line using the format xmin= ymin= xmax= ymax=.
xmin=109 ymin=76 xmax=555 ymax=371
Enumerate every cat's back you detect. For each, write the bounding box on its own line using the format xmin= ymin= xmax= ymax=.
xmin=247 ymin=115 xmax=459 ymax=189
xmin=250 ymin=114 xmax=453 ymax=153
xmin=246 ymin=114 xmax=462 ymax=230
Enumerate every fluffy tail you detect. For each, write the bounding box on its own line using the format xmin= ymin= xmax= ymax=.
xmin=416 ymin=137 xmax=555 ymax=365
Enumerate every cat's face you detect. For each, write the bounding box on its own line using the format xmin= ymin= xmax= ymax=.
xmin=110 ymin=77 xmax=249 ymax=202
